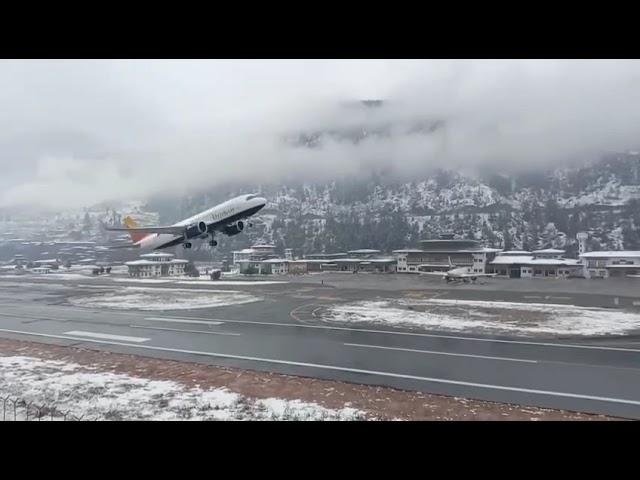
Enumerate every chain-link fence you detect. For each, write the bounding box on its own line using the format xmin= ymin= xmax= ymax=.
xmin=1 ymin=395 xmax=100 ymax=421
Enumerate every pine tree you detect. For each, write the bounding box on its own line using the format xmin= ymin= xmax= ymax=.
xmin=83 ymin=212 xmax=92 ymax=233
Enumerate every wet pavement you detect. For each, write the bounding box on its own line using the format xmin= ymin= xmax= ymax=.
xmin=1 ymin=273 xmax=640 ymax=418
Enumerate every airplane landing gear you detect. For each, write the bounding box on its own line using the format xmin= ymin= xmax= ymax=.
xmin=209 ymin=240 xmax=218 ymax=247
xmin=183 ymin=242 xmax=192 ymax=249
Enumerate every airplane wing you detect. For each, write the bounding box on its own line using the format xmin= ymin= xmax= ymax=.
xmin=104 ymin=225 xmax=186 ymax=235
xmin=419 ymin=271 xmax=448 ymax=276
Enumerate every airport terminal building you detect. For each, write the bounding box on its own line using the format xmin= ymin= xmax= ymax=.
xmin=394 ymin=234 xmax=501 ymax=274
xmin=319 ymin=249 xmax=397 ymax=273
xmin=227 ymin=232 xmax=640 ymax=280
xmin=574 ymin=232 xmax=640 ymax=279
xmin=235 ymin=247 xmax=397 ymax=275
xmin=579 ymin=251 xmax=640 ymax=278
xmin=488 ymin=249 xmax=582 ymax=278
xmin=125 ymin=253 xmax=188 ymax=278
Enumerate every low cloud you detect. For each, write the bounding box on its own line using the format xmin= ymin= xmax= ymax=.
xmin=2 ymin=60 xmax=640 ymax=209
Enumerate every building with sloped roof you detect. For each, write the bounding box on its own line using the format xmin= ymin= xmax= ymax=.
xmin=394 ymin=234 xmax=501 ymax=273
xmin=489 ymin=249 xmax=582 ymax=278
xmin=125 ymin=252 xmax=188 ymax=278
xmin=579 ymin=251 xmax=640 ymax=278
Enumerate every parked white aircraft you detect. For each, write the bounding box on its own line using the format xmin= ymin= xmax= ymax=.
xmin=105 ymin=194 xmax=267 ymax=250
xmin=419 ymin=257 xmax=497 ymax=283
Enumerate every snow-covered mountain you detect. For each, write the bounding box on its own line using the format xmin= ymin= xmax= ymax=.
xmin=135 ymin=151 xmax=640 ymax=259
xmin=2 ymin=99 xmax=640 ymax=262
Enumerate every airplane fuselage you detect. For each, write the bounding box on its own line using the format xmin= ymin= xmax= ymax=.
xmin=135 ymin=194 xmax=266 ymax=250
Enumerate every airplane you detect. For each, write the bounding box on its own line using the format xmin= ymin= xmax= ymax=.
xmin=418 ymin=257 xmax=497 ymax=284
xmin=105 ymin=194 xmax=267 ymax=250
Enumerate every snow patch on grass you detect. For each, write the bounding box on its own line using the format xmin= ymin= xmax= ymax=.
xmin=67 ymin=286 xmax=261 ymax=311
xmin=0 ymin=356 xmax=368 ymax=421
xmin=326 ymin=298 xmax=640 ymax=337
xmin=111 ymin=277 xmax=287 ymax=286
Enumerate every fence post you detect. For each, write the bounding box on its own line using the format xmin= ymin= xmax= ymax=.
xmin=2 ymin=396 xmax=9 ymax=421
xmin=25 ymin=401 xmax=33 ymax=421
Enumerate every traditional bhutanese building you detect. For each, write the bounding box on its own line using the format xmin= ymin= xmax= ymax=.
xmin=125 ymin=252 xmax=188 ymax=278
xmin=489 ymin=250 xmax=582 ymax=278
xmin=394 ymin=234 xmax=501 ymax=274
xmin=579 ymin=251 xmax=640 ymax=278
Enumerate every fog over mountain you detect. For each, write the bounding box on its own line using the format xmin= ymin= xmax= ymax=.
xmin=2 ymin=60 xmax=640 ymax=210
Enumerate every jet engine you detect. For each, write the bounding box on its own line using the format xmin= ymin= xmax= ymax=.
xmin=185 ymin=221 xmax=209 ymax=238
xmin=223 ymin=221 xmax=244 ymax=236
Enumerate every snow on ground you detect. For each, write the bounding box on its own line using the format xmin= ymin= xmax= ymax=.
xmin=67 ymin=287 xmax=261 ymax=311
xmin=0 ymin=356 xmax=366 ymax=421
xmin=37 ymin=273 xmax=99 ymax=280
xmin=175 ymin=280 xmax=287 ymax=286
xmin=111 ymin=278 xmax=171 ymax=284
xmin=1 ymin=272 xmax=286 ymax=286
xmin=0 ymin=281 xmax=72 ymax=291
xmin=0 ymin=272 xmax=99 ymax=280
xmin=109 ymin=265 xmax=129 ymax=274
xmin=326 ymin=298 xmax=640 ymax=337
xmin=112 ymin=278 xmax=287 ymax=286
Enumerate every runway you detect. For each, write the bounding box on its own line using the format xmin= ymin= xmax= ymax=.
xmin=2 ymin=274 xmax=640 ymax=418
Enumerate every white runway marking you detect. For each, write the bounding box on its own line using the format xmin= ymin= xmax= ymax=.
xmin=523 ymin=295 xmax=572 ymax=300
xmin=145 ymin=317 xmax=224 ymax=326
xmin=63 ymin=330 xmax=150 ymax=343
xmin=146 ymin=316 xmax=640 ymax=353
xmin=130 ymin=325 xmax=240 ymax=336
xmin=344 ymin=343 xmax=538 ymax=364
xmin=1 ymin=327 xmax=640 ymax=409
xmin=2 ymin=310 xmax=640 ymax=354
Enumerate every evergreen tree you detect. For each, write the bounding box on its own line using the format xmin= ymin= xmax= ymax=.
xmin=502 ymin=229 xmax=513 ymax=250
xmin=83 ymin=212 xmax=92 ymax=233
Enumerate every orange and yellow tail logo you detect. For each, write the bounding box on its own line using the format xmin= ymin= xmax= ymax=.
xmin=123 ymin=216 xmax=146 ymax=243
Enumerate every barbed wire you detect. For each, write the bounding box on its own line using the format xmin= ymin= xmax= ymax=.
xmin=1 ymin=394 xmax=101 ymax=421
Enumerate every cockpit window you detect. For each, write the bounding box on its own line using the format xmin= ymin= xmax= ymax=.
xmin=246 ymin=195 xmax=257 ymax=201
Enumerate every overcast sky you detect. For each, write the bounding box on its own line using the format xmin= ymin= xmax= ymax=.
xmin=2 ymin=59 xmax=640 ymax=210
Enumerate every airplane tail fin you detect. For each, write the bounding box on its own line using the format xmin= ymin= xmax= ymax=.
xmin=448 ymin=256 xmax=453 ymax=268
xmin=123 ymin=216 xmax=147 ymax=243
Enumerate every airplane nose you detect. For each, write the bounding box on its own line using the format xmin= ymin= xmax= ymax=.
xmin=257 ymin=197 xmax=267 ymax=206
